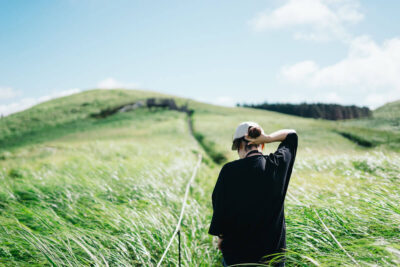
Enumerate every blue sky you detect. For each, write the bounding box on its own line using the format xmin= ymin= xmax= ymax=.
xmin=1 ymin=0 xmax=400 ymax=115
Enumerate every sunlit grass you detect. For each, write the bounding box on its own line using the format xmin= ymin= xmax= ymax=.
xmin=193 ymin=107 xmax=400 ymax=266
xmin=283 ymin=152 xmax=400 ymax=266
xmin=0 ymin=89 xmax=399 ymax=266
xmin=0 ymin=110 xmax=222 ymax=266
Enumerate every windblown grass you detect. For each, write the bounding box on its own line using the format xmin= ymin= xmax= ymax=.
xmin=282 ymin=152 xmax=400 ymax=266
xmin=0 ymin=109 xmax=222 ymax=266
xmin=0 ymin=89 xmax=399 ymax=266
xmin=193 ymin=106 xmax=400 ymax=266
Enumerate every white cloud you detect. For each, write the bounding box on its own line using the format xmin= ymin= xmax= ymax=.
xmin=97 ymin=77 xmax=139 ymax=89
xmin=0 ymin=87 xmax=21 ymax=100
xmin=248 ymin=0 xmax=400 ymax=108
xmin=0 ymin=88 xmax=81 ymax=117
xmin=281 ymin=60 xmax=319 ymax=81
xmin=249 ymin=0 xmax=363 ymax=41
xmin=280 ymin=36 xmax=400 ymax=108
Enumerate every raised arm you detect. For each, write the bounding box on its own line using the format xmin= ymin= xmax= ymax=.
xmin=245 ymin=129 xmax=296 ymax=145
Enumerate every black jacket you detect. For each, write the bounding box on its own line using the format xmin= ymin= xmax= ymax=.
xmin=208 ymin=132 xmax=298 ymax=263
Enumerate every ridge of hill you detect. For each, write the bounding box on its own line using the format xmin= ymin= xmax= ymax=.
xmin=1 ymin=89 xmax=399 ymax=155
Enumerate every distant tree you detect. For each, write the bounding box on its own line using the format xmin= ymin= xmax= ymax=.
xmin=241 ymin=101 xmax=371 ymax=120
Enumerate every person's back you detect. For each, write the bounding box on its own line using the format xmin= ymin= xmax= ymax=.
xmin=208 ymin=122 xmax=298 ymax=266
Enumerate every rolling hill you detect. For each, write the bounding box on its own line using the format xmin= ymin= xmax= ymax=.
xmin=0 ymin=89 xmax=399 ymax=266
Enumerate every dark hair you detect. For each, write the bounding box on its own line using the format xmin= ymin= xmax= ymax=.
xmin=233 ymin=126 xmax=262 ymax=151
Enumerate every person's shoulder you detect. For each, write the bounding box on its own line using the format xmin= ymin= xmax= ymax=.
xmin=222 ymin=156 xmax=261 ymax=170
xmin=262 ymin=152 xmax=276 ymax=163
xmin=220 ymin=159 xmax=241 ymax=173
xmin=222 ymin=160 xmax=236 ymax=170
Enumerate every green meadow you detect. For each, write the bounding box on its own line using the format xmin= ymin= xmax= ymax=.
xmin=0 ymin=89 xmax=399 ymax=266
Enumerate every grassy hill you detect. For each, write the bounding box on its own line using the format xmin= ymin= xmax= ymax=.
xmin=0 ymin=89 xmax=399 ymax=266
xmin=374 ymin=100 xmax=400 ymax=120
xmin=330 ymin=100 xmax=400 ymax=151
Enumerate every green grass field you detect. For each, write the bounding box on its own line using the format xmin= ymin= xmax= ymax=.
xmin=0 ymin=89 xmax=399 ymax=266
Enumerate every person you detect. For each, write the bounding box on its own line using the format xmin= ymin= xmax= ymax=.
xmin=208 ymin=121 xmax=298 ymax=266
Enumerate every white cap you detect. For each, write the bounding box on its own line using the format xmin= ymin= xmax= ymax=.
xmin=231 ymin=121 xmax=264 ymax=150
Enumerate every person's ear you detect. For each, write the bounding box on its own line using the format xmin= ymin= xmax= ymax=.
xmin=261 ymin=144 xmax=265 ymax=150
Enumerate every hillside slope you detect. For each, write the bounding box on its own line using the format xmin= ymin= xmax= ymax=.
xmin=333 ymin=100 xmax=400 ymax=151
xmin=0 ymin=89 xmax=399 ymax=266
xmin=374 ymin=99 xmax=400 ymax=119
xmin=0 ymin=89 xmax=385 ymax=154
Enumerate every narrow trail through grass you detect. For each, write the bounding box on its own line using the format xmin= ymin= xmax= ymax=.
xmin=156 ymin=153 xmax=202 ymax=267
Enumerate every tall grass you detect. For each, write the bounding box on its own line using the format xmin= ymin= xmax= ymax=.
xmin=282 ymin=152 xmax=400 ymax=266
xmin=0 ymin=110 xmax=221 ymax=266
xmin=0 ymin=89 xmax=399 ymax=266
xmin=193 ymin=107 xmax=400 ymax=266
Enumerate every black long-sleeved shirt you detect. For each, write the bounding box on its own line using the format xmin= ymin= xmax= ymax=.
xmin=208 ymin=132 xmax=298 ymax=262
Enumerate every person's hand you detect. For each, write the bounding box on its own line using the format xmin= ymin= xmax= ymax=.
xmin=244 ymin=132 xmax=269 ymax=145
xmin=217 ymin=237 xmax=223 ymax=251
